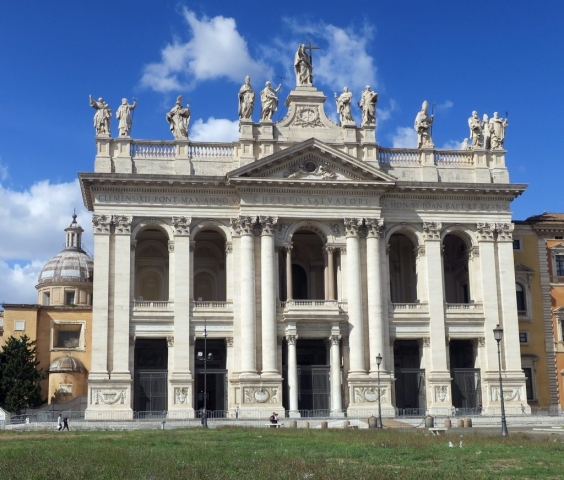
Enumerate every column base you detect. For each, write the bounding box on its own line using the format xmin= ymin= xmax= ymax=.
xmin=425 ymin=371 xmax=453 ymax=416
xmin=237 ymin=377 xmax=284 ymax=417
xmin=85 ymin=378 xmax=133 ymax=420
xmin=168 ymin=376 xmax=194 ymax=413
xmin=481 ymin=370 xmax=528 ymax=415
xmin=346 ymin=376 xmax=395 ymax=417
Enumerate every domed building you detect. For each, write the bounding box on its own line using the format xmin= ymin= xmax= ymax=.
xmin=1 ymin=214 xmax=93 ymax=408
xmin=37 ymin=212 xmax=93 ymax=307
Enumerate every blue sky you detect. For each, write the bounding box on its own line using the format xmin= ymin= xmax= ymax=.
xmin=1 ymin=1 xmax=563 ymax=303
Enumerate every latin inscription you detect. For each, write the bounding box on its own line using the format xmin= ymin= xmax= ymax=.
xmin=381 ymin=200 xmax=509 ymax=212
xmin=252 ymin=195 xmax=372 ymax=206
xmin=95 ymin=194 xmax=238 ymax=205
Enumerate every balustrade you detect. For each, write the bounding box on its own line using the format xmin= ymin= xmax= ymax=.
xmin=132 ymin=300 xmax=173 ymax=309
xmin=378 ymin=148 xmax=420 ymax=165
xmin=435 ymin=150 xmax=474 ymax=166
xmin=131 ymin=141 xmax=175 ymax=159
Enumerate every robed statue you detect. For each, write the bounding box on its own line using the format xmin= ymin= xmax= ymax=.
xmin=238 ymin=76 xmax=255 ymax=120
xmin=116 ymin=98 xmax=137 ymax=137
xmin=294 ymin=44 xmax=313 ymax=86
xmin=260 ymin=81 xmax=282 ymax=121
xmin=166 ymin=95 xmax=190 ymax=139
xmin=89 ymin=95 xmax=111 ymax=136
xmin=414 ymin=100 xmax=434 ymax=148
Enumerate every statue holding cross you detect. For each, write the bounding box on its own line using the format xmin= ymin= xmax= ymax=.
xmin=294 ymin=40 xmax=319 ymax=86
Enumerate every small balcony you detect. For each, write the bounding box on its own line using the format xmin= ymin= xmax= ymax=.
xmin=131 ymin=300 xmax=174 ymax=321
xmin=390 ymin=302 xmax=429 ymax=320
xmin=279 ymin=299 xmax=345 ymax=321
xmin=191 ymin=301 xmax=233 ymax=321
xmin=445 ymin=302 xmax=484 ymax=322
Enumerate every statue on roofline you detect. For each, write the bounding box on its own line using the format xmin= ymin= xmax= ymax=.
xmin=260 ymin=81 xmax=282 ymax=122
xmin=116 ymin=98 xmax=137 ymax=137
xmin=89 ymin=95 xmax=112 ymax=137
xmin=334 ymin=87 xmax=354 ymax=126
xmin=238 ymin=76 xmax=255 ymax=120
xmin=294 ymin=44 xmax=313 ymax=86
xmin=468 ymin=110 xmax=482 ymax=148
xmin=358 ymin=85 xmax=378 ymax=127
xmin=166 ymin=95 xmax=190 ymax=139
xmin=490 ymin=112 xmax=508 ymax=149
xmin=414 ymin=100 xmax=434 ymax=148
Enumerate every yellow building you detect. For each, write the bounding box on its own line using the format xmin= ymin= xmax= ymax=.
xmin=527 ymin=213 xmax=564 ymax=410
xmin=513 ymin=221 xmax=558 ymax=410
xmin=0 ymin=214 xmax=92 ymax=406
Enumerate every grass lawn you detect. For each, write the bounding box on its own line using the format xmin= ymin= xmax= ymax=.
xmin=0 ymin=427 xmax=563 ymax=479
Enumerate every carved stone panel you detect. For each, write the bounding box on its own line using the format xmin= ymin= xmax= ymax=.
xmin=174 ymin=387 xmax=190 ymax=404
xmin=434 ymin=385 xmax=450 ymax=403
xmin=172 ymin=216 xmax=192 ymax=236
xmin=353 ymin=386 xmax=388 ymax=403
xmin=243 ymin=387 xmax=280 ymax=404
xmin=422 ymin=222 xmax=442 ymax=240
xmin=91 ymin=389 xmax=127 ymax=405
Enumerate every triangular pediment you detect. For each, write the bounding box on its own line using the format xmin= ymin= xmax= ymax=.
xmin=549 ymin=243 xmax=564 ymax=251
xmin=227 ymin=138 xmax=396 ymax=184
xmin=515 ymin=263 xmax=535 ymax=274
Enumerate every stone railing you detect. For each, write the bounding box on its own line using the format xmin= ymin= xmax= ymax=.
xmin=391 ymin=302 xmax=428 ymax=311
xmin=131 ymin=141 xmax=176 ymax=159
xmin=190 ymin=143 xmax=234 ymax=160
xmin=445 ymin=302 xmax=483 ymax=311
xmin=435 ymin=150 xmax=474 ymax=166
xmin=281 ymin=300 xmax=341 ymax=309
xmin=132 ymin=300 xmax=173 ymax=309
xmin=130 ymin=141 xmax=235 ymax=160
xmin=378 ymin=148 xmax=420 ymax=165
xmin=193 ymin=301 xmax=233 ymax=309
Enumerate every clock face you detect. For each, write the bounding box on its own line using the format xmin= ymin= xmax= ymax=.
xmin=300 ymin=108 xmax=316 ymax=122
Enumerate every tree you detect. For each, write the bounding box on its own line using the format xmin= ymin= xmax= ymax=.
xmin=0 ymin=335 xmax=46 ymax=413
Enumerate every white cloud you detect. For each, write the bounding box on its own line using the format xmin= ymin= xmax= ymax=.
xmin=0 ymin=179 xmax=92 ymax=304
xmin=391 ymin=127 xmax=417 ymax=148
xmin=379 ymin=98 xmax=398 ymax=122
xmin=436 ymin=100 xmax=454 ymax=112
xmin=283 ymin=19 xmax=378 ymax=95
xmin=190 ymin=117 xmax=239 ymax=142
xmin=140 ymin=8 xmax=272 ymax=92
xmin=442 ymin=139 xmax=464 ymax=150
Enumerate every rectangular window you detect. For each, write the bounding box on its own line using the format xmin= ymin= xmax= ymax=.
xmin=523 ymin=367 xmax=534 ymax=401
xmin=52 ymin=323 xmax=84 ymax=349
xmin=556 ymin=255 xmax=564 ymax=276
xmin=14 ymin=320 xmax=25 ymax=331
xmin=65 ymin=291 xmax=75 ymax=306
xmin=519 ymin=332 xmax=529 ymax=344
xmin=513 ymin=239 xmax=521 ymax=250
xmin=43 ymin=292 xmax=50 ymax=306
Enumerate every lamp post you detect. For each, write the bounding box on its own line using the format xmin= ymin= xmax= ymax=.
xmin=197 ymin=318 xmax=213 ymax=428
xmin=376 ymin=353 xmax=383 ymax=429
xmin=493 ymin=324 xmax=509 ymax=437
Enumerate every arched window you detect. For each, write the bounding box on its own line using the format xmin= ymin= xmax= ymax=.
xmin=516 ymin=283 xmax=526 ymax=314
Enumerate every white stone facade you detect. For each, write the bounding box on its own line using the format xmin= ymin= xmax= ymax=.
xmin=80 ymin=84 xmax=527 ymax=419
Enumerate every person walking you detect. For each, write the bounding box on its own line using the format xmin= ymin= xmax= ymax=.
xmin=57 ymin=414 xmax=63 ymax=431
xmin=63 ymin=416 xmax=70 ymax=431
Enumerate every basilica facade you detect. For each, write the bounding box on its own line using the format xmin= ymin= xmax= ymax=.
xmin=80 ymin=58 xmax=528 ymax=419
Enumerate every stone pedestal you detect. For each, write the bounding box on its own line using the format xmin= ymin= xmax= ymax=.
xmin=237 ymin=378 xmax=284 ymax=417
xmin=175 ymin=140 xmax=191 ymax=175
xmin=94 ymin=137 xmax=112 ymax=173
xmin=239 ymin=119 xmax=256 ymax=165
xmin=346 ymin=376 xmax=396 ymax=417
xmin=420 ymin=147 xmax=438 ymax=181
xmin=426 ymin=372 xmax=454 ymax=416
xmin=168 ymin=378 xmax=195 ymax=418
xmin=114 ymin=138 xmax=132 ymax=173
xmin=85 ymin=379 xmax=133 ymax=420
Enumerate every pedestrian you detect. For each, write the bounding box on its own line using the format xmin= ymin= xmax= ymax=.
xmin=235 ymin=405 xmax=239 ymax=420
xmin=63 ymin=416 xmax=70 ymax=431
xmin=57 ymin=414 xmax=63 ymax=431
xmin=269 ymin=412 xmax=278 ymax=428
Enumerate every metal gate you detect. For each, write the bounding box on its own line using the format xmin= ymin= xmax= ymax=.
xmin=395 ymin=368 xmax=426 ymax=413
xmin=451 ymin=368 xmax=481 ymax=409
xmin=134 ymin=371 xmax=168 ymax=412
xmin=298 ymin=366 xmax=330 ymax=414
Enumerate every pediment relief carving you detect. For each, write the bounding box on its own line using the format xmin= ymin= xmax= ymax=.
xmin=228 ymin=139 xmax=395 ymax=184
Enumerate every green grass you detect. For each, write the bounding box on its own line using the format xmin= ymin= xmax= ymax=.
xmin=0 ymin=428 xmax=563 ymax=479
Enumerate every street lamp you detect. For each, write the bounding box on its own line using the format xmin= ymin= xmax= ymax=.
xmin=197 ymin=318 xmax=213 ymax=428
xmin=493 ymin=324 xmax=509 ymax=437
xmin=376 ymin=353 xmax=383 ymax=429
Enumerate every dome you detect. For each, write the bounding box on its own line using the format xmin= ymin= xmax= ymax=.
xmin=37 ymin=213 xmax=93 ymax=285
xmin=49 ymin=356 xmax=86 ymax=373
xmin=38 ymin=249 xmax=93 ymax=284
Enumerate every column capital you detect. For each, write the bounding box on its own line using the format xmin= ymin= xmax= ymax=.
xmin=495 ymin=222 xmax=514 ymax=242
xmin=259 ymin=215 xmax=278 ymax=235
xmin=172 ymin=216 xmax=192 ymax=236
xmin=225 ymin=337 xmax=234 ymax=347
xmin=323 ymin=245 xmax=336 ymax=255
xmin=92 ymin=214 xmax=112 ymax=234
xmin=422 ymin=222 xmax=442 ymax=241
xmin=231 ymin=215 xmax=257 ymax=236
xmin=365 ymin=218 xmax=385 ymax=238
xmin=282 ymin=244 xmax=293 ymax=254
xmin=330 ymin=334 xmax=341 ymax=346
xmin=166 ymin=336 xmax=174 ymax=347
xmin=344 ymin=218 xmax=363 ymax=237
xmin=113 ymin=215 xmax=133 ymax=234
xmin=168 ymin=241 xmax=174 ymax=253
xmin=476 ymin=222 xmax=496 ymax=241
xmin=225 ymin=243 xmax=233 ymax=254
xmin=286 ymin=334 xmax=298 ymax=345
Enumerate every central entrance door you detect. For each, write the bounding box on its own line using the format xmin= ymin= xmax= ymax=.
xmin=394 ymin=340 xmax=426 ymax=414
xmin=134 ymin=338 xmax=168 ymax=412
xmin=194 ymin=339 xmax=227 ymax=416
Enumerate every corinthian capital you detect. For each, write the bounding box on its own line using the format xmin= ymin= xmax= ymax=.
xmin=422 ymin=222 xmax=442 ymax=240
xmin=92 ymin=214 xmax=111 ymax=234
xmin=344 ymin=218 xmax=363 ymax=237
xmin=113 ymin=215 xmax=133 ymax=234
xmin=476 ymin=222 xmax=496 ymax=241
xmin=259 ymin=216 xmax=278 ymax=235
xmin=496 ymin=222 xmax=514 ymax=242
xmin=365 ymin=218 xmax=385 ymax=238
xmin=231 ymin=216 xmax=257 ymax=236
xmin=172 ymin=216 xmax=191 ymax=236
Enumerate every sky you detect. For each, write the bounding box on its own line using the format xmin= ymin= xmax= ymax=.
xmin=1 ymin=1 xmax=563 ymax=305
